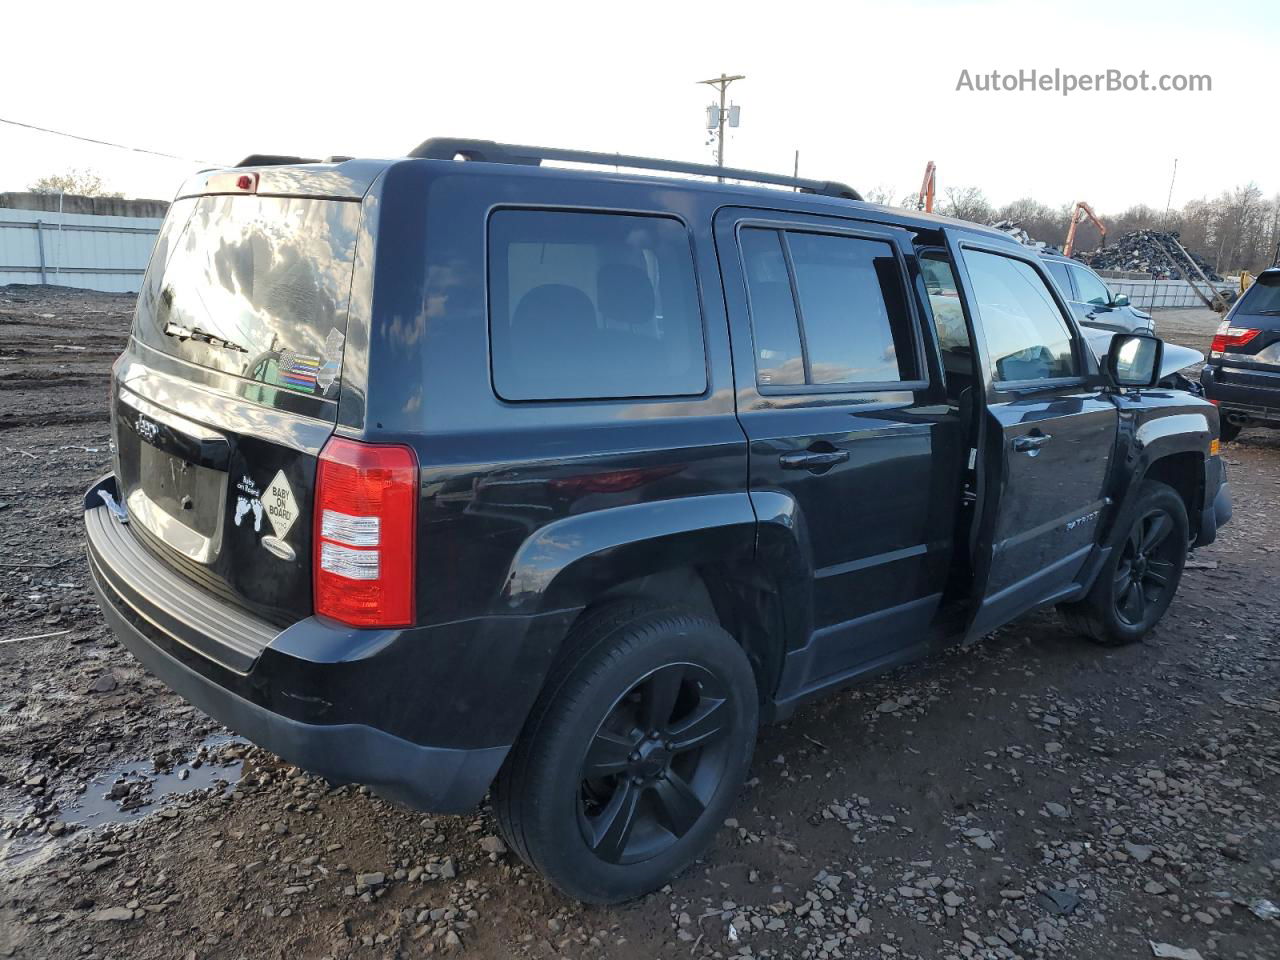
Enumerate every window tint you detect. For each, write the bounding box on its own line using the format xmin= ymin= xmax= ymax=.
xmin=1070 ymin=265 xmax=1113 ymax=306
xmin=488 ymin=211 xmax=706 ymax=401
xmin=740 ymin=229 xmax=917 ymax=388
xmin=740 ymin=229 xmax=804 ymax=386
xmin=788 ymin=233 xmax=915 ymax=384
xmin=964 ymin=250 xmax=1078 ymax=383
xmin=1044 ymin=260 xmax=1073 ymax=298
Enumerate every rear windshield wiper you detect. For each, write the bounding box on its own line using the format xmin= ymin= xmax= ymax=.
xmin=163 ymin=321 xmax=249 ymax=354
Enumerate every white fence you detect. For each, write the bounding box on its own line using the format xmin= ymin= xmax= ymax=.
xmin=0 ymin=207 xmax=161 ymax=293
xmin=1102 ymin=276 xmax=1236 ymax=310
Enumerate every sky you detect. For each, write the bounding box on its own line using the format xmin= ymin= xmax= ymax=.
xmin=1 ymin=0 xmax=1275 ymax=215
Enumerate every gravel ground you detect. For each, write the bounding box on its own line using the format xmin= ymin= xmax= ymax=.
xmin=1 ymin=292 xmax=1277 ymax=960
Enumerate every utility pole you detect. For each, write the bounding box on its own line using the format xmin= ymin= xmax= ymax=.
xmin=698 ymin=73 xmax=745 ymax=178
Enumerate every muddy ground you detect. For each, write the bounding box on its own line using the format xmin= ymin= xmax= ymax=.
xmin=1 ymin=289 xmax=1277 ymax=960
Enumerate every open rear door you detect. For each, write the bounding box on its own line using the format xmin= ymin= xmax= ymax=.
xmin=944 ymin=232 xmax=1118 ymax=641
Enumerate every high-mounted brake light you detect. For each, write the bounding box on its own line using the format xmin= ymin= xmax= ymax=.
xmin=202 ymin=170 xmax=259 ymax=194
xmin=1209 ymin=320 xmax=1260 ymax=358
xmin=314 ymin=437 xmax=418 ymax=628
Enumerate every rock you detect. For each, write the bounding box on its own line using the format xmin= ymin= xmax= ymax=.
xmin=478 ymin=836 xmax=507 ymax=855
xmin=1144 ymin=881 xmax=1167 ymax=895
xmin=877 ymin=700 xmax=901 ymax=714
xmin=83 ymin=857 xmax=115 ymax=873
xmin=1000 ymin=889 xmax=1025 ymax=900
xmin=88 ymin=907 xmax=134 ymax=922
xmin=91 ymin=673 xmax=117 ymax=693
xmin=1043 ymin=802 xmax=1069 ymax=819
xmin=943 ymin=892 xmax=964 ymax=908
xmin=356 ymin=872 xmax=385 ymax=888
xmin=1149 ymin=943 xmax=1204 ymax=960
xmin=438 ymin=857 xmax=457 ymax=879
xmin=1037 ymin=888 xmax=1080 ymax=915
xmin=1125 ymin=842 xmax=1154 ymax=863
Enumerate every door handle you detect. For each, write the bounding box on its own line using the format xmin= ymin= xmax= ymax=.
xmin=779 ymin=449 xmax=850 ymax=470
xmin=1012 ymin=433 xmax=1052 ymax=453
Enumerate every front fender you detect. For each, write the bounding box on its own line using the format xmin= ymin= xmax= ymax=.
xmin=499 ymin=493 xmax=757 ymax=616
xmin=1102 ymin=396 xmax=1215 ymax=547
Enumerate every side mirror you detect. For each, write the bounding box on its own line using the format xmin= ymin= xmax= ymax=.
xmin=1106 ymin=333 xmax=1163 ymax=389
xmin=1111 ymin=292 xmax=1131 ymax=308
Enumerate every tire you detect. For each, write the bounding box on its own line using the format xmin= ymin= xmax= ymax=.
xmin=1218 ymin=420 xmax=1242 ymax=442
xmin=1059 ymin=480 xmax=1189 ymax=646
xmin=492 ymin=602 xmax=758 ymax=903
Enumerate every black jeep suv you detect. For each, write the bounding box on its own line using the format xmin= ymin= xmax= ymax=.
xmin=85 ymin=139 xmax=1231 ymax=903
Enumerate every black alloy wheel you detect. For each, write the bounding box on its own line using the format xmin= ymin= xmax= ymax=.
xmin=1059 ymin=480 xmax=1189 ymax=646
xmin=492 ymin=603 xmax=758 ymax=903
xmin=578 ymin=661 xmax=732 ymax=865
xmin=1113 ymin=506 xmax=1181 ymax=627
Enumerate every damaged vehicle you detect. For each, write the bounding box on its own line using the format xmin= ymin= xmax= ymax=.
xmin=1040 ymin=251 xmax=1156 ymax=336
xmin=85 ymin=140 xmax=1231 ymax=903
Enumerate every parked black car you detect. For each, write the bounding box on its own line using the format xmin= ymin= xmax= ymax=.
xmin=85 ymin=140 xmax=1231 ymax=903
xmin=1201 ymin=267 xmax=1280 ymax=440
xmin=1041 ymin=252 xmax=1155 ymax=336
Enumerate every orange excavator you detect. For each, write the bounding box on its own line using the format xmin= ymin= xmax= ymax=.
xmin=1063 ymin=201 xmax=1106 ymax=257
xmin=916 ymin=160 xmax=936 ymax=213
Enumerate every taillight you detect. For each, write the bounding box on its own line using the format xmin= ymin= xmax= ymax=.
xmin=1209 ymin=321 xmax=1260 ymax=358
xmin=314 ymin=437 xmax=418 ymax=628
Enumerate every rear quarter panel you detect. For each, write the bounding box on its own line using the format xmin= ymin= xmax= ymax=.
xmin=364 ymin=162 xmax=753 ymax=626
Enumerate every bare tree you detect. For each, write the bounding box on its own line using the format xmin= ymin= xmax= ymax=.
xmin=861 ymin=185 xmax=897 ymax=207
xmin=27 ymin=169 xmax=124 ymax=198
xmin=939 ymin=186 xmax=992 ymax=224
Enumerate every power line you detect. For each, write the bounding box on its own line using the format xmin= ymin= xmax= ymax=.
xmin=0 ymin=116 xmax=220 ymax=165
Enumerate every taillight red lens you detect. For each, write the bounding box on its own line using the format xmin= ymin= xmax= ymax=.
xmin=1209 ymin=321 xmax=1260 ymax=357
xmin=314 ymin=437 xmax=417 ymax=628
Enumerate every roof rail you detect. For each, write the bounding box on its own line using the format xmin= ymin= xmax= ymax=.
xmin=406 ymin=138 xmax=863 ymax=201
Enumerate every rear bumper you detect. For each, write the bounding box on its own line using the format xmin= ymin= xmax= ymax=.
xmin=1201 ymin=365 xmax=1280 ymax=424
xmin=84 ymin=474 xmax=576 ymax=813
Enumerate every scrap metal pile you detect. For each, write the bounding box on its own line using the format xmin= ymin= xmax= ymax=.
xmin=1077 ymin=229 xmax=1224 ymax=282
xmin=989 ymin=220 xmax=1062 ymax=255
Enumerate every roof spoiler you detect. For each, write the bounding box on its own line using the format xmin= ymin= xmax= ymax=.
xmin=235 ymin=154 xmax=320 ymax=167
xmin=406 ymin=137 xmax=862 ymax=201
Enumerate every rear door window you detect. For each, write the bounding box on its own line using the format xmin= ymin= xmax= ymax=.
xmin=964 ymin=250 xmax=1078 ymax=383
xmin=488 ymin=210 xmax=706 ymax=401
xmin=740 ymin=227 xmax=918 ymax=388
xmin=1044 ymin=260 xmax=1074 ymax=299
xmin=1069 ymin=264 xmax=1113 ymax=306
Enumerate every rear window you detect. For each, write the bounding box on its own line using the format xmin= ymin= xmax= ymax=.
xmin=488 ymin=210 xmax=706 ymax=401
xmin=134 ymin=195 xmax=360 ymax=401
xmin=1237 ymin=274 xmax=1280 ymax=316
